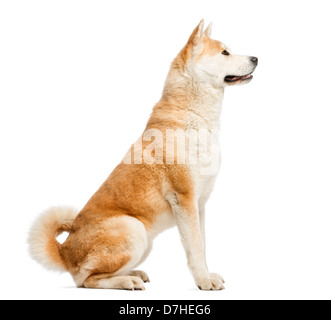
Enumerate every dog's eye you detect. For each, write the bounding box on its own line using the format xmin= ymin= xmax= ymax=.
xmin=222 ymin=50 xmax=230 ymax=56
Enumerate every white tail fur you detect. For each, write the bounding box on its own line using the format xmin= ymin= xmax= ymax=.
xmin=28 ymin=206 xmax=79 ymax=272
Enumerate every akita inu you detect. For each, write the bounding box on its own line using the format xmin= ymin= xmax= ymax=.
xmin=28 ymin=20 xmax=258 ymax=290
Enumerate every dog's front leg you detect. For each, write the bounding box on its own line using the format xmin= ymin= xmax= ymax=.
xmin=199 ymin=203 xmax=225 ymax=286
xmin=199 ymin=204 xmax=207 ymax=269
xmin=168 ymin=193 xmax=225 ymax=290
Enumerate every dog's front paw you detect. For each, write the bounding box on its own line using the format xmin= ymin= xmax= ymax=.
xmin=197 ymin=274 xmax=225 ymax=291
xmin=210 ymin=273 xmax=225 ymax=284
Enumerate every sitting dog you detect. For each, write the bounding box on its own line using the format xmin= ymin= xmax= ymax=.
xmin=29 ymin=20 xmax=258 ymax=290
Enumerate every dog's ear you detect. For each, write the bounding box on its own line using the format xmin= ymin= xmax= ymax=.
xmin=188 ymin=19 xmax=205 ymax=45
xmin=204 ymin=22 xmax=213 ymax=38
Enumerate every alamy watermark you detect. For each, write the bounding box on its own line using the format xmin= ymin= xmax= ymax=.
xmin=122 ymin=128 xmax=220 ymax=176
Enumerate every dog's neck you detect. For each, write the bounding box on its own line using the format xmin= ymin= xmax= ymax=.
xmin=160 ymin=69 xmax=224 ymax=128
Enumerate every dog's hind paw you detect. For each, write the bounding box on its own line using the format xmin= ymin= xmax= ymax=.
xmin=128 ymin=270 xmax=150 ymax=283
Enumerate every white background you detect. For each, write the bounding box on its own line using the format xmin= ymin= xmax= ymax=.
xmin=1 ymin=0 xmax=330 ymax=300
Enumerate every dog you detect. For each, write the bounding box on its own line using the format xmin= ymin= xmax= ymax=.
xmin=28 ymin=19 xmax=258 ymax=290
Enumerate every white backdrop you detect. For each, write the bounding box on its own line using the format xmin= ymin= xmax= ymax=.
xmin=1 ymin=0 xmax=331 ymax=300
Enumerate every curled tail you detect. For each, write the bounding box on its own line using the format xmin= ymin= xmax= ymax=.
xmin=28 ymin=206 xmax=79 ymax=272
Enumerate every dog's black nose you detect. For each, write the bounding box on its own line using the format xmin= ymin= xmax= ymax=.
xmin=250 ymin=56 xmax=258 ymax=65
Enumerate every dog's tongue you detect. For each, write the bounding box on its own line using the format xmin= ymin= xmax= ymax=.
xmin=225 ymin=74 xmax=252 ymax=82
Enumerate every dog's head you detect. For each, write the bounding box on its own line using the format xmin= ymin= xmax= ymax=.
xmin=176 ymin=20 xmax=258 ymax=88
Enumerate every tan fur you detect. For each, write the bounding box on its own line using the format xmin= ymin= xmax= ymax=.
xmin=198 ymin=38 xmax=225 ymax=60
xmin=171 ymin=19 xmax=204 ymax=71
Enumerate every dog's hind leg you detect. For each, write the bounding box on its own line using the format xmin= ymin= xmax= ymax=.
xmin=84 ymin=274 xmax=146 ymax=290
xmin=128 ymin=270 xmax=150 ymax=283
xmin=72 ymin=215 xmax=150 ymax=289
xmin=126 ymin=243 xmax=153 ymax=283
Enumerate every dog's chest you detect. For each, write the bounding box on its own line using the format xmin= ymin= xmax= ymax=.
xmin=185 ymin=113 xmax=221 ymax=202
xmin=189 ymin=133 xmax=220 ymax=202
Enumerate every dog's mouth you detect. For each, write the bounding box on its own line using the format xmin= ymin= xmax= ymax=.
xmin=224 ymin=73 xmax=253 ymax=83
